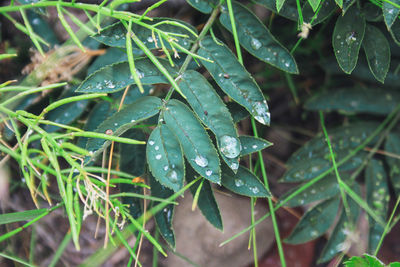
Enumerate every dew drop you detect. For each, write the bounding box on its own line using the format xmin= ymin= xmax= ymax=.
xmin=163 ymin=165 xmax=169 ymax=171
xmin=149 ymin=140 xmax=155 ymax=145
xmin=194 ymin=155 xmax=208 ymax=167
xmin=155 ymin=154 xmax=162 ymax=160
xmin=250 ymin=186 xmax=260 ymax=194
xmin=155 ymin=146 xmax=159 ymax=151
xmin=205 ymin=169 xmax=213 ymax=176
xmin=235 ymin=179 xmax=244 ymax=187
xmin=253 ymin=101 xmax=270 ymax=125
xmin=230 ymin=162 xmax=239 ymax=170
xmin=250 ymin=38 xmax=262 ymax=50
xmin=166 ymin=169 xmax=178 ymax=183
xmin=220 ymin=135 xmax=241 ymax=158
xmin=147 ymin=36 xmax=154 ymax=43
xmin=252 ymin=145 xmax=258 ymax=149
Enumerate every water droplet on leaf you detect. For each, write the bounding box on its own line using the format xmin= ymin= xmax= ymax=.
xmin=250 ymin=38 xmax=262 ymax=50
xmin=194 ymin=155 xmax=208 ymax=167
xmin=220 ymin=135 xmax=241 ymax=158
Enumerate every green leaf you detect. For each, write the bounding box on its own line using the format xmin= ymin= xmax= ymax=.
xmin=91 ymin=19 xmax=196 ymax=51
xmin=27 ymin=10 xmax=59 ymax=48
xmin=285 ymin=196 xmax=340 ymax=244
xmin=383 ymin=0 xmax=400 ymax=29
xmin=239 ymin=135 xmax=272 ymax=156
xmin=335 ymin=0 xmax=343 ymax=8
xmin=363 ymin=3 xmax=383 ymax=22
xmin=185 ymin=0 xmax=218 ymax=14
xmin=186 ymin=170 xmax=223 ymax=230
xmin=307 ymin=0 xmax=321 ymax=12
xmin=332 ymin=5 xmax=365 ymax=74
xmin=384 ymin=133 xmax=400 ymax=197
xmin=363 ymin=25 xmax=391 ymax=83
xmin=282 ymin=122 xmax=377 ymax=182
xmin=390 ymin=20 xmax=400 ymax=45
xmin=119 ymin=129 xmax=146 ymax=219
xmin=276 ymin=0 xmax=286 ymax=12
xmin=342 ymin=0 xmax=356 ymax=14
xmin=345 ymin=254 xmax=386 ymax=267
xmin=77 ymin=58 xmax=178 ymax=93
xmin=305 ymin=87 xmax=400 ymax=115
xmin=149 ymin=174 xmax=176 ymax=248
xmin=220 ymin=2 xmax=298 ymax=74
xmin=147 ymin=124 xmax=184 ymax=192
xmin=303 ymin=0 xmax=337 ymax=25
xmin=198 ymin=36 xmax=270 ymax=125
xmin=164 ymin=99 xmax=221 ymax=184
xmin=179 ymin=70 xmax=240 ymax=172
xmin=318 ymin=184 xmax=361 ymax=263
xmin=253 ymin=0 xmax=298 ymax=21
xmin=366 ymin=159 xmax=389 ymax=254
xmin=85 ymin=96 xmax=162 ymax=163
xmin=221 ymin=165 xmax=271 ymax=197
xmin=87 ymin=47 xmax=127 ymax=75
xmin=0 ymin=209 xmax=48 ymax=225
xmin=227 ymin=102 xmax=250 ymax=123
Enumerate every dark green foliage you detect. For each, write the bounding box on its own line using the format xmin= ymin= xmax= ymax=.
xmin=239 ymin=135 xmax=273 ymax=156
xmin=384 ymin=133 xmax=400 ymax=197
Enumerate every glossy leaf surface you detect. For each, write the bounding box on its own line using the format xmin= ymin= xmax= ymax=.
xmin=344 ymin=254 xmax=386 ymax=267
xmin=307 ymin=0 xmax=321 ymax=12
xmin=185 ymin=0 xmax=218 ymax=13
xmin=164 ymin=100 xmax=221 ymax=183
xmin=285 ymin=197 xmax=340 ymax=244
xmin=85 ymin=96 xmax=162 ymax=163
xmin=77 ymin=58 xmax=178 ymax=93
xmin=253 ymin=0 xmax=298 ymax=21
xmin=383 ymin=0 xmax=400 ymax=29
xmin=220 ymin=2 xmax=298 ymax=74
xmin=221 ymin=165 xmax=271 ymax=197
xmin=302 ymin=0 xmax=337 ymax=25
xmin=87 ymin=47 xmax=127 ymax=75
xmin=179 ymin=70 xmax=240 ymax=171
xmin=147 ymin=125 xmax=184 ymax=192
xmin=239 ymin=135 xmax=272 ymax=156
xmin=363 ymin=25 xmax=391 ymax=83
xmin=332 ymin=5 xmax=365 ymax=74
xmin=198 ymin=37 xmax=270 ymax=125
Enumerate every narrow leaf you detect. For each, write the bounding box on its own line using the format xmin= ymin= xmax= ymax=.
xmin=0 ymin=209 xmax=48 ymax=225
xmin=383 ymin=0 xmax=400 ymax=29
xmin=185 ymin=0 xmax=219 ymax=13
xmin=77 ymin=58 xmax=178 ymax=93
xmin=87 ymin=47 xmax=127 ymax=75
xmin=85 ymin=96 xmax=162 ymax=163
xmin=220 ymin=2 xmax=298 ymax=74
xmin=221 ymin=165 xmax=271 ymax=197
xmin=147 ymin=125 xmax=184 ymax=192
xmin=276 ymin=0 xmax=286 ymax=13
xmin=302 ymin=0 xmax=337 ymax=25
xmin=384 ymin=133 xmax=400 ymax=197
xmin=239 ymin=135 xmax=272 ymax=156
xmin=307 ymin=0 xmax=321 ymax=12
xmin=390 ymin=20 xmax=400 ymax=45
xmin=332 ymin=5 xmax=365 ymax=74
xmin=198 ymin=36 xmax=270 ymax=125
xmin=253 ymin=0 xmax=298 ymax=21
xmin=363 ymin=25 xmax=391 ymax=83
xmin=179 ymin=70 xmax=240 ymax=172
xmin=285 ymin=197 xmax=340 ymax=244
xmin=164 ymin=100 xmax=221 ymax=184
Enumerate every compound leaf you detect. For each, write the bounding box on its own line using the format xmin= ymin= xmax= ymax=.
xmin=220 ymin=1 xmax=298 ymax=74
xmin=147 ymin=124 xmax=184 ymax=192
xmin=198 ymin=36 xmax=270 ymax=125
xmin=164 ymin=99 xmax=221 ymax=184
xmin=285 ymin=196 xmax=340 ymax=244
xmin=363 ymin=25 xmax=391 ymax=83
xmin=332 ymin=5 xmax=365 ymax=74
xmin=239 ymin=135 xmax=272 ymax=156
xmin=179 ymin=70 xmax=240 ymax=172
xmin=77 ymin=58 xmax=178 ymax=93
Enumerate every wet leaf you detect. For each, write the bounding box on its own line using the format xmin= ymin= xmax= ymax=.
xmin=27 ymin=10 xmax=59 ymax=48
xmin=383 ymin=0 xmax=400 ymax=29
xmin=185 ymin=0 xmax=218 ymax=13
xmin=85 ymin=96 xmax=162 ymax=163
xmin=220 ymin=2 xmax=298 ymax=74
xmin=305 ymin=87 xmax=400 ymax=115
xmin=390 ymin=20 xmax=400 ymax=45
xmin=164 ymin=99 xmax=221 ymax=184
xmin=239 ymin=135 xmax=272 ymax=156
xmin=366 ymin=159 xmax=389 ymax=254
xmin=179 ymin=70 xmax=240 ymax=172
xmin=253 ymin=0 xmax=298 ymax=21
xmin=87 ymin=47 xmax=127 ymax=75
xmin=119 ymin=129 xmax=146 ymax=219
xmin=77 ymin=58 xmax=178 ymax=93
xmin=363 ymin=25 xmax=391 ymax=83
xmin=342 ymin=0 xmax=356 ymax=14
xmin=227 ymin=102 xmax=250 ymax=123
xmin=198 ymin=36 xmax=270 ymax=125
xmin=91 ymin=19 xmax=196 ymax=51
xmin=302 ymin=0 xmax=337 ymax=25
xmin=149 ymin=174 xmax=176 ymax=248
xmin=186 ymin=169 xmax=223 ymax=230
xmin=285 ymin=197 xmax=340 ymax=244
xmin=332 ymin=5 xmax=365 ymax=74
xmin=221 ymin=165 xmax=271 ymax=197
xmin=344 ymin=254 xmax=385 ymax=267
xmin=147 ymin=125 xmax=184 ymax=192
xmin=384 ymin=133 xmax=400 ymax=197
xmin=276 ymin=0 xmax=286 ymax=13
xmin=318 ymin=184 xmax=361 ymax=263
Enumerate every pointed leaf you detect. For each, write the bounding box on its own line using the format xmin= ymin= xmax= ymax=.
xmin=332 ymin=5 xmax=365 ymax=74
xmin=239 ymin=135 xmax=272 ymax=156
xmin=87 ymin=47 xmax=127 ymax=75
xmin=253 ymin=0 xmax=298 ymax=21
xmin=342 ymin=0 xmax=356 ymax=14
xmin=164 ymin=99 xmax=221 ymax=183
xmin=318 ymin=184 xmax=361 ymax=263
xmin=384 ymin=133 xmax=400 ymax=197
xmin=363 ymin=25 xmax=391 ymax=83
xmin=303 ymin=0 xmax=337 ymax=25
xmin=390 ymin=20 xmax=400 ymax=45
xmin=344 ymin=254 xmax=386 ymax=267
xmin=85 ymin=96 xmax=162 ymax=163
xmin=383 ymin=0 xmax=400 ymax=29
xmin=366 ymin=159 xmax=389 ymax=254
xmin=221 ymin=165 xmax=271 ymax=197
xmin=276 ymin=0 xmax=286 ymax=12
xmin=305 ymin=87 xmax=400 ymax=115
xmin=285 ymin=197 xmax=340 ymax=244
xmin=119 ymin=129 xmax=146 ymax=219
xmin=186 ymin=168 xmax=223 ymax=230
xmin=77 ymin=58 xmax=178 ymax=93
xmin=198 ymin=36 xmax=270 ymax=125
xmin=307 ymin=0 xmax=321 ymax=12
xmin=147 ymin=125 xmax=184 ymax=192
xmin=220 ymin=2 xmax=298 ymax=74
xmin=179 ymin=70 xmax=240 ymax=172
xmin=149 ymin=174 xmax=176 ymax=248
xmin=185 ymin=0 xmax=218 ymax=14
xmin=91 ymin=19 xmax=196 ymax=51
xmin=227 ymin=101 xmax=250 ymax=123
